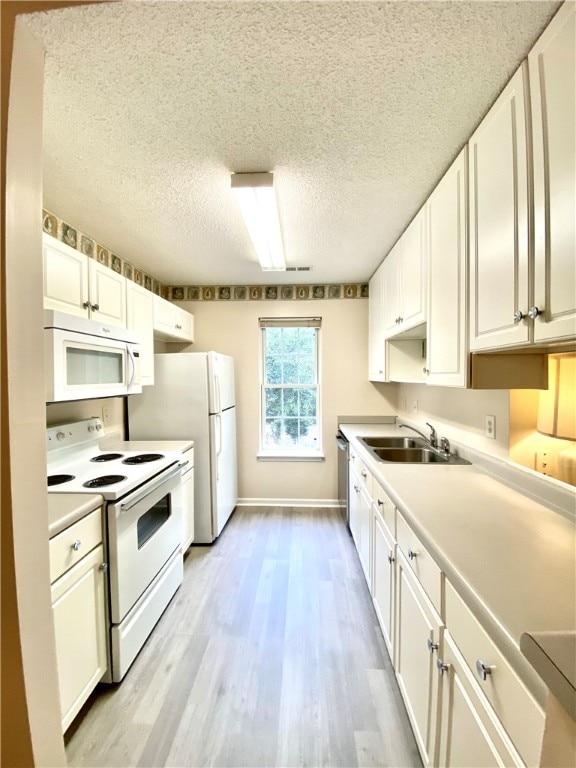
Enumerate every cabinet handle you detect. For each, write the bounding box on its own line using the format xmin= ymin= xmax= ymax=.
xmin=437 ymin=659 xmax=450 ymax=675
xmin=92 ymin=303 xmax=100 ymax=311
xmin=175 ymin=323 xmax=182 ymax=330
xmin=354 ymin=484 xmax=360 ymax=493
xmin=407 ymin=548 xmax=418 ymax=560
xmin=427 ymin=638 xmax=439 ymax=653
xmin=387 ymin=552 xmax=395 ymax=565
xmin=83 ymin=301 xmax=91 ymax=309
xmin=361 ymin=469 xmax=368 ymax=478
xmin=71 ymin=539 xmax=82 ymax=551
xmin=422 ymin=367 xmax=430 ymax=375
xmin=99 ymin=562 xmax=108 ymax=572
xmin=513 ymin=310 xmax=524 ymax=324
xmin=475 ymin=659 xmax=494 ymax=681
xmin=377 ymin=499 xmax=383 ymax=507
xmin=528 ymin=306 xmax=541 ymax=320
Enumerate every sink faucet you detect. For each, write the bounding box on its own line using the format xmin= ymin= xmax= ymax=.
xmin=399 ymin=422 xmax=438 ymax=449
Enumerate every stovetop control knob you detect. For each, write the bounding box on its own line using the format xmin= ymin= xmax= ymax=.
xmin=88 ymin=425 xmax=96 ymax=432
xmin=56 ymin=431 xmax=66 ymax=441
xmin=96 ymin=424 xmax=102 ymax=430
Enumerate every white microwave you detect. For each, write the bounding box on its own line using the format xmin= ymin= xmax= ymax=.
xmin=44 ymin=311 xmax=142 ymax=402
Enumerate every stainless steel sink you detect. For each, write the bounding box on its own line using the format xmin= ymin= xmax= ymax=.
xmin=359 ymin=436 xmax=425 ymax=449
xmin=359 ymin=440 xmax=471 ymax=465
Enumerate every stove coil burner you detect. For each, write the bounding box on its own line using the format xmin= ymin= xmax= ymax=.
xmin=90 ymin=453 xmax=124 ymax=462
xmin=83 ymin=475 xmax=127 ymax=488
xmin=122 ymin=453 xmax=164 ymax=465
xmin=48 ymin=474 xmax=75 ymax=487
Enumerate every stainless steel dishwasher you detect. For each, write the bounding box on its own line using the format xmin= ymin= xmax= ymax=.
xmin=335 ymin=431 xmax=350 ymax=530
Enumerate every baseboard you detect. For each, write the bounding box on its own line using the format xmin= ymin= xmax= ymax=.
xmin=237 ymin=498 xmax=340 ymax=508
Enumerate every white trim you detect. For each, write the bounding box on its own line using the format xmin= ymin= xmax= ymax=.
xmin=257 ymin=452 xmax=324 ymax=462
xmin=237 ymin=498 xmax=340 ymax=508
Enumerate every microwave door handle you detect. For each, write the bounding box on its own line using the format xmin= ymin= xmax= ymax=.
xmin=127 ymin=346 xmax=135 ymax=389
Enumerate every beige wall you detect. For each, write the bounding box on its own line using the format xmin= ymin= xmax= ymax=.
xmin=3 ymin=15 xmax=67 ymax=767
xmin=174 ymin=298 xmax=397 ymax=503
xmin=396 ymin=382 xmax=511 ymax=458
xmin=47 ymin=395 xmax=125 ymax=437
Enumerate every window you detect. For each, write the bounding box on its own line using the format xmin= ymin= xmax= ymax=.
xmin=259 ymin=317 xmax=322 ymax=458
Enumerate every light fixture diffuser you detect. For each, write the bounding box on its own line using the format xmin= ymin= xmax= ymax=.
xmin=231 ymin=172 xmax=285 ymax=271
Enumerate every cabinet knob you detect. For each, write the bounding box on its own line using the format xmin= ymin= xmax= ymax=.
xmin=83 ymin=301 xmax=91 ymax=309
xmin=437 ymin=659 xmax=450 ymax=675
xmin=407 ymin=548 xmax=418 ymax=561
xmin=377 ymin=499 xmax=383 ymax=507
xmin=528 ymin=306 xmax=541 ymax=320
xmin=475 ymin=659 xmax=494 ymax=681
xmin=427 ymin=638 xmax=439 ymax=653
xmin=387 ymin=552 xmax=395 ymax=565
xmin=176 ymin=323 xmax=182 ymax=330
xmin=71 ymin=539 xmax=82 ymax=551
xmin=354 ymin=484 xmax=360 ymax=493
xmin=422 ymin=367 xmax=429 ymax=375
xmin=513 ymin=310 xmax=524 ymax=324
xmin=361 ymin=469 xmax=368 ymax=478
xmin=99 ymin=562 xmax=108 ymax=572
xmin=92 ymin=303 xmax=100 ymax=311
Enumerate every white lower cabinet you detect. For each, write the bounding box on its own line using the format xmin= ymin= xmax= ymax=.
xmin=395 ymin=549 xmax=443 ymax=767
xmin=51 ymin=534 xmax=108 ymax=732
xmin=349 ymin=467 xmax=372 ymax=584
xmin=181 ymin=448 xmax=195 ymax=551
xmin=372 ymin=506 xmax=395 ymax=660
xmin=437 ymin=632 xmax=523 ymax=768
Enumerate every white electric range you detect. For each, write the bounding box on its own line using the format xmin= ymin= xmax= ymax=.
xmin=47 ymin=417 xmax=187 ymax=682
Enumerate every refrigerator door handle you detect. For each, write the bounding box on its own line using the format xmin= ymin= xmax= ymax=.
xmin=214 ymin=374 xmax=222 ymax=415
xmin=215 ymin=413 xmax=222 ymax=456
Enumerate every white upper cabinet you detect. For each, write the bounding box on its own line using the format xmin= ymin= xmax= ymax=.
xmin=43 ymin=234 xmax=126 ymax=327
xmin=153 ymin=294 xmax=194 ymax=342
xmin=126 ymin=281 xmax=155 ymax=386
xmin=469 ymin=64 xmax=530 ymax=351
xmin=400 ymin=208 xmax=427 ymax=330
xmin=426 ymin=148 xmax=468 ymax=387
xmin=383 ymin=209 xmax=427 ymax=338
xmin=368 ymin=261 xmax=387 ymax=381
xmin=530 ymin=1 xmax=576 ymax=343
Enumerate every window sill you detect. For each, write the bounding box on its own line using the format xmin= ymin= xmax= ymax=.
xmin=257 ymin=452 xmax=325 ymax=462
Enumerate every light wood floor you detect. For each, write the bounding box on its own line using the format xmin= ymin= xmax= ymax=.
xmin=66 ymin=507 xmax=421 ymax=768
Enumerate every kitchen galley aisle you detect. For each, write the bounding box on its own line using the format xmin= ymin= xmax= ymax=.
xmin=64 ymin=507 xmax=421 ymax=768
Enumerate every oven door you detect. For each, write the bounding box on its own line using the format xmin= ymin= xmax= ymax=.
xmin=107 ymin=464 xmax=183 ymax=624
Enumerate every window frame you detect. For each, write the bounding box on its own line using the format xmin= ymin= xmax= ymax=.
xmin=258 ymin=317 xmax=323 ymax=461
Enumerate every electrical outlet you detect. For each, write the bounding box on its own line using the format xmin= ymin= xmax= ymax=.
xmin=536 ymin=452 xmax=549 ymax=475
xmin=411 ymin=400 xmax=418 ymax=414
xmin=400 ymin=397 xmax=406 ymax=412
xmin=485 ymin=415 xmax=496 ymax=439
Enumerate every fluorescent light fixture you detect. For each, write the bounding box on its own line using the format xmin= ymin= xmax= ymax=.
xmin=231 ymin=172 xmax=285 ymax=271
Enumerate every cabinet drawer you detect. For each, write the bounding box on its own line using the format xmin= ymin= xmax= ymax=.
xmin=396 ymin=512 xmax=441 ymax=613
xmin=49 ymin=508 xmax=103 ymax=584
xmin=349 ymin=450 xmax=372 ymax=497
xmin=372 ymin=478 xmax=395 ymax=538
xmin=445 ymin=580 xmax=545 ymax=767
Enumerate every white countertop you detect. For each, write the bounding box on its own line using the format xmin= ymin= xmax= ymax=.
xmin=340 ymin=421 xmax=576 ymax=708
xmin=48 ymin=493 xmax=103 ymax=538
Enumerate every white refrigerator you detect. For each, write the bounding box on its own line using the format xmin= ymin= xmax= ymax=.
xmin=128 ymin=352 xmax=238 ymax=543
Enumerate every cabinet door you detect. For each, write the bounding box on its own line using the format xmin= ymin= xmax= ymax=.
xmin=126 ymin=281 xmax=155 ymax=386
xmin=51 ymin=544 xmax=107 ymax=732
xmin=368 ymin=262 xmax=386 ymax=381
xmin=382 ymin=243 xmax=402 ymax=336
xmin=358 ymin=484 xmax=372 ymax=586
xmin=400 ymin=208 xmax=427 ymax=330
xmin=89 ymin=260 xmax=126 ymax=327
xmin=437 ymin=633 xmax=523 ymax=768
xmin=349 ymin=468 xmax=362 ymax=553
xmin=469 ymin=64 xmax=530 ymax=351
xmin=373 ymin=510 xmax=395 ymax=662
xmin=426 ymin=149 xmax=468 ymax=387
xmin=181 ymin=469 xmax=195 ymax=551
xmin=396 ymin=552 xmax=442 ymax=767
xmin=530 ymin=2 xmax=576 ymax=343
xmin=43 ymin=234 xmax=90 ymax=317
xmin=174 ymin=305 xmax=194 ymax=342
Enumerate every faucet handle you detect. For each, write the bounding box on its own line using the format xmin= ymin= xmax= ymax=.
xmin=425 ymin=422 xmax=438 ymax=447
xmin=440 ymin=436 xmax=450 ymax=454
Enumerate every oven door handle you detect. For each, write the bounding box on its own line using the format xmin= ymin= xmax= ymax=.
xmin=119 ymin=464 xmax=184 ymax=512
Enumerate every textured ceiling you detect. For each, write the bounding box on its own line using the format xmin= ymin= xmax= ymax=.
xmin=23 ymin=0 xmax=560 ymax=286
